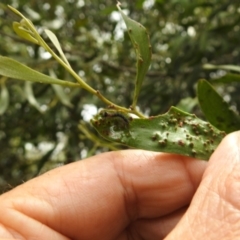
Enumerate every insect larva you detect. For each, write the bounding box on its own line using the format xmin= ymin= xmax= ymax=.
xmin=102 ymin=111 xmax=130 ymax=129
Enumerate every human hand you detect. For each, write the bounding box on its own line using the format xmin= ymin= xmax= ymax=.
xmin=0 ymin=132 xmax=239 ymax=240
xmin=166 ymin=131 xmax=240 ymax=240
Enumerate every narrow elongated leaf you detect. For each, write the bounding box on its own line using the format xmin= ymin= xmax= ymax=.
xmin=49 ymin=69 xmax=73 ymax=108
xmin=12 ymin=21 xmax=39 ymax=44
xmin=0 ymin=82 xmax=9 ymax=115
xmin=52 ymin=85 xmax=73 ymax=108
xmin=24 ymin=82 xmax=44 ymax=113
xmin=0 ymin=56 xmax=80 ymax=88
xmin=212 ymin=73 xmax=240 ymax=84
xmin=204 ymin=63 xmax=240 ymax=73
xmin=117 ymin=2 xmax=151 ymax=108
xmin=91 ymin=107 xmax=226 ymax=160
xmin=176 ymin=97 xmax=198 ymax=113
xmin=34 ymin=146 xmax=56 ymax=177
xmin=44 ymin=29 xmax=70 ymax=67
xmin=197 ymin=79 xmax=240 ymax=133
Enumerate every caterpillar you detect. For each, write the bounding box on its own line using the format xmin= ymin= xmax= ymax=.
xmin=101 ymin=110 xmax=130 ymax=129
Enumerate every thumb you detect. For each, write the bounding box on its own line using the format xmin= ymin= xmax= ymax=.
xmin=166 ymin=131 xmax=240 ymax=240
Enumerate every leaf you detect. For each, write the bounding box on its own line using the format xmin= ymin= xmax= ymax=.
xmin=176 ymin=97 xmax=198 ymax=113
xmin=91 ymin=107 xmax=226 ymax=160
xmin=203 ymin=63 xmax=240 ymax=73
xmin=0 ymin=56 xmax=80 ymax=88
xmin=49 ymin=69 xmax=73 ymax=108
xmin=117 ymin=2 xmax=152 ymax=108
xmin=23 ymin=6 xmax=41 ymax=21
xmin=211 ymin=73 xmax=240 ymax=84
xmin=12 ymin=21 xmax=39 ymax=44
xmin=9 ymin=5 xmax=40 ymax=45
xmin=0 ymin=82 xmax=9 ymax=115
xmin=52 ymin=85 xmax=73 ymax=108
xmin=44 ymin=29 xmax=70 ymax=67
xmin=24 ymin=82 xmax=45 ymax=113
xmin=34 ymin=146 xmax=56 ymax=177
xmin=197 ymin=79 xmax=240 ymax=133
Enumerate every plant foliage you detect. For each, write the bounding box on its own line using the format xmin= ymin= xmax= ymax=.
xmin=1 ymin=0 xmax=240 ymax=190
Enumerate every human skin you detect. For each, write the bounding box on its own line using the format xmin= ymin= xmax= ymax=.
xmin=0 ymin=132 xmax=240 ymax=239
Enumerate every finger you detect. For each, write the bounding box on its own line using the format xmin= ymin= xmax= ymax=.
xmin=115 ymin=207 xmax=187 ymax=240
xmin=166 ymin=131 xmax=240 ymax=239
xmin=0 ymin=150 xmax=206 ymax=240
xmin=113 ymin=151 xmax=206 ymax=219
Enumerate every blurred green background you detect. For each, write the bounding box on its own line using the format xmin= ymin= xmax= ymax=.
xmin=0 ymin=0 xmax=240 ymax=191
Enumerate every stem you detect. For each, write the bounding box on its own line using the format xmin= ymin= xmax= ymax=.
xmin=9 ymin=6 xmax=147 ymax=119
xmin=42 ymin=41 xmax=146 ymax=117
xmin=131 ymin=109 xmax=146 ymax=118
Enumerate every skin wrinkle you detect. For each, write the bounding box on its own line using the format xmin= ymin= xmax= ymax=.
xmin=167 ymin=157 xmax=198 ymax=210
xmin=136 ymin=207 xmax=186 ymax=239
xmin=167 ymin=156 xmax=197 ymax=218
xmin=221 ymin=206 xmax=240 ymax=231
xmin=13 ymin=173 xmax=69 ymax=232
xmin=0 ymin=149 xmax=212 ymax=239
xmin=45 ymin=176 xmax=84 ymax=237
xmin=112 ymin=151 xmax=187 ymax=239
xmin=65 ymin=161 xmax=103 ymax=237
xmin=184 ymin=214 xmax=192 ymax=238
xmin=160 ymin=207 xmax=186 ymax=236
xmin=130 ymin=150 xmax=154 ymax=218
xmin=224 ymin=165 xmax=240 ymax=210
xmin=73 ymin=152 xmax=131 ymax=240
xmin=11 ymin=188 xmax=58 ymax=233
xmin=1 ymin=206 xmax=68 ymax=240
xmin=170 ymin=132 xmax=240 ymax=240
xmin=125 ymin=224 xmax=139 ymax=240
xmin=181 ymin=156 xmax=198 ymax=191
xmin=211 ymin=134 xmax=240 ymax=216
xmin=0 ymin=222 xmax=24 ymax=240
xmin=0 ymin=202 xmax=25 ymax=239
xmin=112 ymin=151 xmax=140 ymax=224
xmin=42 ymin=183 xmax=65 ymax=228
xmin=56 ymin=177 xmax=77 ymax=232
xmin=116 ymin=152 xmax=202 ymax=240
xmin=3 ymin=157 xmax=114 ymax=239
xmin=193 ymin=186 xmax=226 ymax=238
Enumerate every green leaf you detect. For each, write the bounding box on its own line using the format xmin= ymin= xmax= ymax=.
xmin=8 ymin=5 xmax=39 ymax=45
xmin=0 ymin=82 xmax=9 ymax=115
xmin=91 ymin=107 xmax=226 ymax=160
xmin=176 ymin=97 xmax=198 ymax=113
xmin=197 ymin=79 xmax=240 ymax=133
xmin=12 ymin=21 xmax=39 ymax=44
xmin=44 ymin=29 xmax=70 ymax=67
xmin=203 ymin=63 xmax=240 ymax=73
xmin=9 ymin=5 xmax=41 ymax=45
xmin=34 ymin=146 xmax=56 ymax=177
xmin=211 ymin=73 xmax=240 ymax=84
xmin=49 ymin=70 xmax=73 ymax=108
xmin=24 ymin=82 xmax=45 ymax=113
xmin=117 ymin=2 xmax=152 ymax=108
xmin=52 ymin=85 xmax=73 ymax=108
xmin=0 ymin=56 xmax=80 ymax=88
